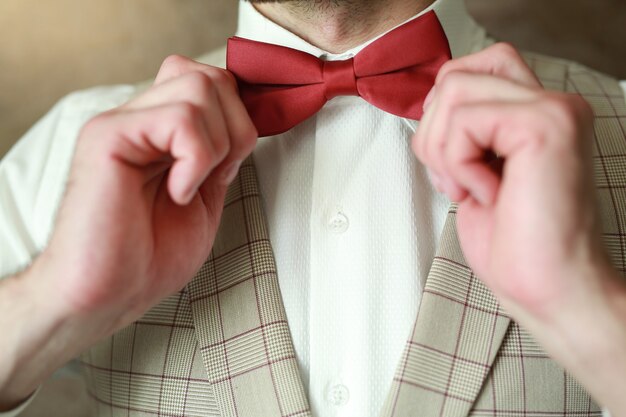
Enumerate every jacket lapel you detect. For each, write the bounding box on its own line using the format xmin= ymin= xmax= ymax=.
xmin=381 ymin=205 xmax=511 ymax=417
xmin=186 ymin=157 xmax=311 ymax=417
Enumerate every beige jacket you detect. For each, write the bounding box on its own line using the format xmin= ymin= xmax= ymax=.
xmin=77 ymin=47 xmax=624 ymax=416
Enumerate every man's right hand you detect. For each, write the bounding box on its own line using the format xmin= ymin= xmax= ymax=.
xmin=50 ymin=55 xmax=257 ymax=325
xmin=0 ymin=55 xmax=257 ymax=409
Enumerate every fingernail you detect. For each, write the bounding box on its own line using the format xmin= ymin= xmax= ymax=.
xmin=423 ymin=87 xmax=436 ymax=110
xmin=221 ymin=160 xmax=242 ymax=185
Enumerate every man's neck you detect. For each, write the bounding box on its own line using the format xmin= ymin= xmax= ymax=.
xmin=251 ymin=0 xmax=435 ymax=53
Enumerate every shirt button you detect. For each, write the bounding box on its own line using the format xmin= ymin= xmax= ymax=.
xmin=328 ymin=211 xmax=349 ymax=234
xmin=327 ymin=384 xmax=350 ymax=406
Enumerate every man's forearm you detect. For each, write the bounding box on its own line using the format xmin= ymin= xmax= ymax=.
xmin=0 ymin=259 xmax=113 ymax=411
xmin=511 ymin=263 xmax=626 ymax=417
xmin=563 ymin=273 xmax=626 ymax=417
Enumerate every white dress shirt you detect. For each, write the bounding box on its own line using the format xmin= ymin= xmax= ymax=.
xmin=240 ymin=1 xmax=485 ymax=415
xmin=0 ymin=1 xmax=623 ymax=416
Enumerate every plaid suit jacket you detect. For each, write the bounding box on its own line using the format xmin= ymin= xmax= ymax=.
xmin=79 ymin=47 xmax=625 ymax=416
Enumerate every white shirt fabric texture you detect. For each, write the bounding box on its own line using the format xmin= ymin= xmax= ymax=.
xmin=240 ymin=1 xmax=480 ymax=416
xmin=0 ymin=1 xmax=623 ymax=416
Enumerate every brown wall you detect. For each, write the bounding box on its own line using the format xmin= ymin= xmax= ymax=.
xmin=0 ymin=0 xmax=238 ymax=157
xmin=1 ymin=1 xmax=625 ymax=158
xmin=2 ymin=1 xmax=625 ymax=416
xmin=469 ymin=0 xmax=626 ymax=80
xmin=2 ymin=1 xmax=625 ymax=158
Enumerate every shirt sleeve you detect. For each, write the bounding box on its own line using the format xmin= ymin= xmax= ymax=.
xmin=0 ymin=84 xmax=136 ymax=416
xmin=0 ymin=85 xmax=136 ymax=278
xmin=0 ymin=388 xmax=40 ymax=417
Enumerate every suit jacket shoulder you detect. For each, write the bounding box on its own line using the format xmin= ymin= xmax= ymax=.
xmin=79 ymin=49 xmax=624 ymax=417
xmin=524 ymin=52 xmax=626 ymax=273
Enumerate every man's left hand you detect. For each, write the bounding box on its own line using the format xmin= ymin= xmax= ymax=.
xmin=412 ymin=43 xmax=626 ymax=416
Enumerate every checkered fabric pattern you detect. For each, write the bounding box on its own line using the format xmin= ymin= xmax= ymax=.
xmin=380 ymin=53 xmax=624 ymax=417
xmin=185 ymin=160 xmax=311 ymax=417
xmin=79 ymin=49 xmax=625 ymax=416
xmin=81 ymin=290 xmax=220 ymax=416
xmin=81 ymin=158 xmax=311 ymax=417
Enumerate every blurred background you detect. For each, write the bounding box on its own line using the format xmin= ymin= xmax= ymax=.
xmin=0 ymin=0 xmax=625 ymax=415
xmin=1 ymin=0 xmax=626 ymax=159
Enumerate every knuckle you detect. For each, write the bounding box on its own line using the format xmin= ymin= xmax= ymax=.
xmin=492 ymin=42 xmax=520 ymax=60
xmin=436 ymin=60 xmax=456 ymax=81
xmin=80 ymin=112 xmax=114 ymax=140
xmin=195 ymin=144 xmax=217 ymax=168
xmin=228 ymin=121 xmax=258 ymax=157
xmin=213 ymin=136 xmax=231 ymax=161
xmin=443 ymin=71 xmax=466 ymax=87
xmin=79 ymin=111 xmax=127 ymax=156
xmin=569 ymin=94 xmax=594 ymax=122
xmin=160 ymin=54 xmax=190 ymax=71
xmin=242 ymin=124 xmax=259 ymax=147
xmin=223 ymin=70 xmax=238 ymax=87
xmin=234 ymin=133 xmax=257 ymax=157
xmin=227 ymin=142 xmax=246 ymax=160
xmin=209 ymin=67 xmax=235 ymax=86
xmin=526 ymin=93 xmax=590 ymax=149
xmin=156 ymin=54 xmax=193 ymax=83
xmin=542 ymin=94 xmax=579 ymax=129
xmin=437 ymin=71 xmax=466 ymax=102
xmin=566 ymin=94 xmax=595 ymax=143
xmin=82 ymin=112 xmax=108 ymax=132
xmin=180 ymin=72 xmax=219 ymax=106
xmin=437 ymin=61 xmax=456 ymax=83
xmin=170 ymin=102 xmax=202 ymax=126
xmin=184 ymin=71 xmax=216 ymax=93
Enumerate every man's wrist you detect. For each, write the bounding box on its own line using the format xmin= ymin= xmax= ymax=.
xmin=554 ymin=258 xmax=626 ymax=347
xmin=568 ymin=264 xmax=626 ymax=416
xmin=0 ymin=263 xmax=67 ymax=409
xmin=0 ymin=258 xmax=113 ymax=410
xmin=521 ymin=258 xmax=626 ymax=416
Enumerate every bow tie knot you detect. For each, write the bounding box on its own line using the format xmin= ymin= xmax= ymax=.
xmin=323 ymin=59 xmax=359 ymax=100
xmin=228 ymin=11 xmax=451 ymax=137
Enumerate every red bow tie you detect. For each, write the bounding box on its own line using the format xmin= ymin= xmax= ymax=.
xmin=227 ymin=11 xmax=451 ymax=137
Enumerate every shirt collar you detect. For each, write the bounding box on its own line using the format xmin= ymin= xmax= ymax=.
xmin=235 ymin=0 xmax=486 ymax=60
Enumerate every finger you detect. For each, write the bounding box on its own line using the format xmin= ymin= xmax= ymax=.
xmin=98 ymin=103 xmax=223 ymax=205
xmin=443 ymin=103 xmax=502 ymax=204
xmin=441 ymin=100 xmax=563 ymax=206
xmin=414 ymin=72 xmax=538 ymax=193
xmin=435 ymin=42 xmax=542 ymax=89
xmin=154 ymin=55 xmax=256 ymax=142
xmin=152 ymin=56 xmax=258 ymax=183
xmin=414 ymin=97 xmax=468 ymax=199
xmin=450 ymin=98 xmax=581 ymax=159
xmin=205 ymin=69 xmax=258 ymax=184
xmin=154 ymin=54 xmax=219 ymax=85
xmin=127 ymin=71 xmax=237 ymax=179
xmin=134 ymin=68 xmax=258 ymax=172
